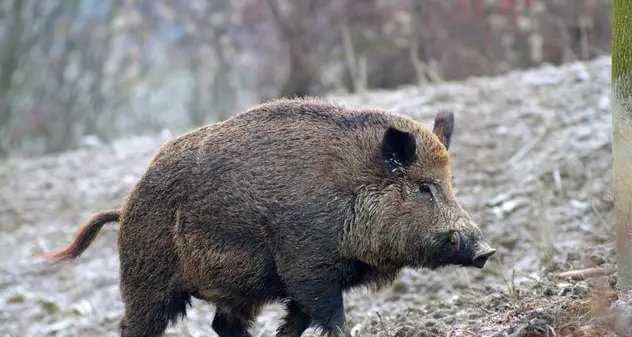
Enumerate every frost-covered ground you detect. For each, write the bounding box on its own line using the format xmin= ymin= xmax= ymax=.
xmin=0 ymin=56 xmax=620 ymax=336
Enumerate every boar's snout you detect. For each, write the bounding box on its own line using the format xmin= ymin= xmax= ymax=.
xmin=472 ymin=242 xmax=496 ymax=269
xmin=422 ymin=229 xmax=497 ymax=271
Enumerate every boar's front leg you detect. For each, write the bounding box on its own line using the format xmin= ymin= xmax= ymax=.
xmin=283 ymin=276 xmax=352 ymax=337
xmin=211 ymin=308 xmax=255 ymax=337
xmin=276 ymin=300 xmax=311 ymax=337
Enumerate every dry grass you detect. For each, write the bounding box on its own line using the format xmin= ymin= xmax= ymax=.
xmin=440 ymin=277 xmax=631 ymax=337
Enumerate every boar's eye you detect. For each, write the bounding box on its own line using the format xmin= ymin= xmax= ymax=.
xmin=419 ymin=182 xmax=436 ymax=200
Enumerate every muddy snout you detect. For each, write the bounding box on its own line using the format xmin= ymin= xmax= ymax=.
xmin=471 ymin=242 xmax=496 ymax=269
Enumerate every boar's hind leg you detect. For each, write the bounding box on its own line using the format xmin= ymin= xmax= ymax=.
xmin=211 ymin=308 xmax=255 ymax=337
xmin=276 ymin=300 xmax=311 ymax=337
xmin=118 ymin=248 xmax=191 ymax=337
xmin=119 ymin=288 xmax=191 ymax=337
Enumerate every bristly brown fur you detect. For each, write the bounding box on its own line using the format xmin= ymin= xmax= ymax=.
xmin=37 ymin=97 xmax=495 ymax=337
xmin=34 ymin=210 xmax=120 ymax=264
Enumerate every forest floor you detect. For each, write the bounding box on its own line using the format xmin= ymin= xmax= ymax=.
xmin=0 ymin=55 xmax=626 ymax=337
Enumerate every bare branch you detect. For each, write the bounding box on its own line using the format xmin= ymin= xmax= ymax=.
xmin=555 ymin=268 xmax=611 ymax=280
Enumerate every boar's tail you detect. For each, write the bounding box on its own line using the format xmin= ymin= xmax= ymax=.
xmin=34 ymin=209 xmax=120 ymax=264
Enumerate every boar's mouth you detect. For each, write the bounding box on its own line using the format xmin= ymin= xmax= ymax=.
xmin=422 ymin=232 xmax=496 ymax=270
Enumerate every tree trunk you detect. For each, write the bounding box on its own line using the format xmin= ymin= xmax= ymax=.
xmin=211 ymin=53 xmax=236 ymax=122
xmin=187 ymin=55 xmax=207 ymax=126
xmin=209 ymin=0 xmax=236 ymax=121
xmin=84 ymin=0 xmax=124 ymax=141
xmin=264 ymin=0 xmax=315 ymax=98
xmin=612 ymin=0 xmax=632 ymax=291
xmin=0 ymin=0 xmax=26 ymax=155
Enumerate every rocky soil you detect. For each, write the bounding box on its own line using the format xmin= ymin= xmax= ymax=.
xmin=0 ymin=55 xmax=623 ymax=337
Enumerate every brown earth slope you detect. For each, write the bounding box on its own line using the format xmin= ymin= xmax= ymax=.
xmin=0 ymin=56 xmax=619 ymax=336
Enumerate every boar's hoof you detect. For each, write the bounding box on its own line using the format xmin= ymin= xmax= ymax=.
xmin=472 ymin=248 xmax=496 ymax=268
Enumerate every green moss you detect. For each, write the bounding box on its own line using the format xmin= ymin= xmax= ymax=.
xmin=7 ymin=294 xmax=25 ymax=303
xmin=612 ymin=0 xmax=632 ymax=98
xmin=36 ymin=298 xmax=60 ymax=314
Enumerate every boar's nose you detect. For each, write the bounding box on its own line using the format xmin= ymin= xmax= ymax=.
xmin=472 ymin=247 xmax=496 ymax=269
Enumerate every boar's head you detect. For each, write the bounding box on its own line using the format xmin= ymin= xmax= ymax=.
xmin=348 ymin=110 xmax=496 ymax=271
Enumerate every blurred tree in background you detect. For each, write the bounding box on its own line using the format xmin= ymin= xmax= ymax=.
xmin=612 ymin=0 xmax=632 ymax=291
xmin=0 ymin=0 xmax=611 ymax=156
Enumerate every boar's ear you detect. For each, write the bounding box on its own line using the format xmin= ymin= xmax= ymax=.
xmin=432 ymin=110 xmax=455 ymax=150
xmin=381 ymin=127 xmax=417 ymax=177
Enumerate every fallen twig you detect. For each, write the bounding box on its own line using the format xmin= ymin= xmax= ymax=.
xmin=507 ymin=129 xmax=551 ymax=169
xmin=545 ymin=324 xmax=557 ymax=337
xmin=555 ymin=267 xmax=610 ymax=280
xmin=477 ymin=305 xmax=494 ymax=315
xmin=375 ymin=311 xmax=392 ymax=337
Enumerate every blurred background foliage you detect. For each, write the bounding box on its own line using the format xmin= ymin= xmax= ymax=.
xmin=0 ymin=0 xmax=611 ymax=156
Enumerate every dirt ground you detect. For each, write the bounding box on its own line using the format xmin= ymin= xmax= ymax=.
xmin=0 ymin=55 xmax=624 ymax=337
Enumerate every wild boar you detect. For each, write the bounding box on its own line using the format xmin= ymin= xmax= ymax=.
xmin=37 ymin=97 xmax=496 ymax=337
